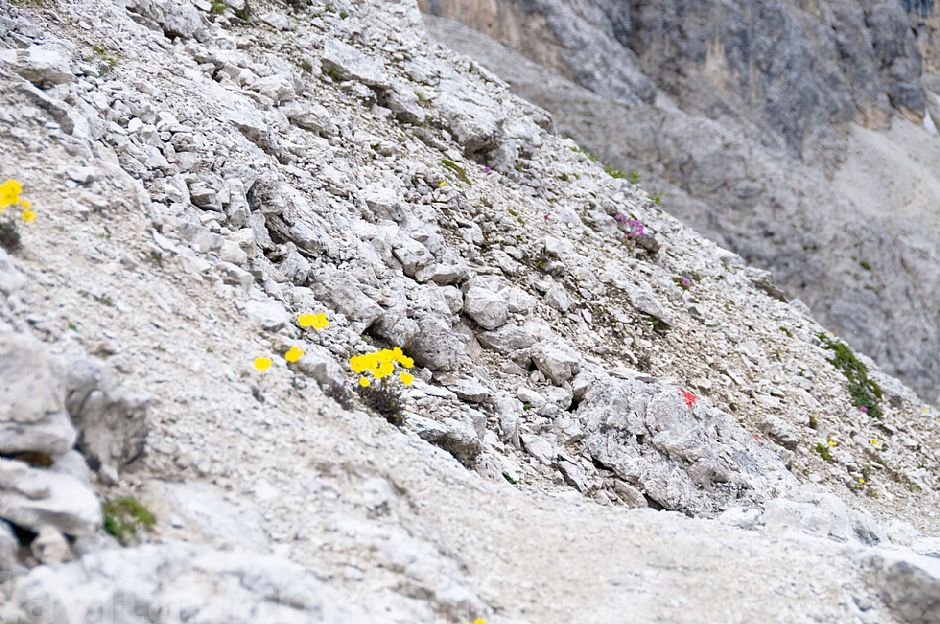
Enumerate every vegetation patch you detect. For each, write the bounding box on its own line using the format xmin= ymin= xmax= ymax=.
xmin=441 ymin=159 xmax=470 ymax=184
xmin=604 ymin=164 xmax=626 ymax=179
xmin=814 ymin=442 xmax=833 ymax=463
xmin=103 ymin=497 xmax=156 ymax=546
xmin=817 ymin=333 xmax=883 ymax=418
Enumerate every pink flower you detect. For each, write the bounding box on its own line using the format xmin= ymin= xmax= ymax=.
xmin=859 ymin=406 xmax=868 ymax=414
xmin=543 ymin=213 xmax=551 ymax=220
xmin=681 ymin=390 xmax=698 ymax=408
xmin=483 ymin=166 xmax=493 ymax=173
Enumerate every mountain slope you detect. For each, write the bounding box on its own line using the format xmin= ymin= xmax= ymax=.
xmin=420 ymin=0 xmax=940 ymax=404
xmin=0 ymin=0 xmax=939 ymax=622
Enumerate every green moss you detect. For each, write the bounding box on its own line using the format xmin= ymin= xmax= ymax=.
xmin=441 ymin=159 xmax=470 ymax=184
xmin=210 ymin=0 xmax=226 ymax=14
xmin=103 ymin=497 xmax=156 ymax=546
xmin=779 ymin=326 xmax=793 ymax=338
xmin=859 ymin=260 xmax=871 ymax=271
xmin=502 ymin=472 xmax=518 ymax=485
xmin=817 ymin=333 xmax=882 ymax=418
xmin=815 ymin=442 xmax=833 ymax=463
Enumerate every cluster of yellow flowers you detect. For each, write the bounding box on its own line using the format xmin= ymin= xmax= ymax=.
xmin=349 ymin=347 xmax=414 ymax=388
xmin=0 ymin=179 xmax=37 ymax=223
xmin=252 ymin=313 xmax=330 ymax=371
xmin=298 ymin=312 xmax=329 ymax=329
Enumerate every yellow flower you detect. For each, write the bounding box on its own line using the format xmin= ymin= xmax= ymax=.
xmin=253 ymin=356 xmax=272 ymax=371
xmin=350 ymin=353 xmax=377 ymax=373
xmin=376 ymin=360 xmax=395 ymax=378
xmin=439 ymin=180 xmax=447 ymax=187
xmin=827 ymin=439 xmax=837 ymax=447
xmin=472 ymin=619 xmax=487 ymax=624
xmin=284 ymin=346 xmax=305 ymax=363
xmin=400 ymin=372 xmax=414 ymax=385
xmin=0 ymin=179 xmax=23 ymax=209
xmin=858 ymin=478 xmax=865 ymax=485
xmin=869 ymin=437 xmax=878 ymax=446
xmin=298 ymin=312 xmax=329 ymax=329
xmin=21 ymin=208 xmax=37 ymax=223
xmin=359 ymin=377 xmax=370 ymax=388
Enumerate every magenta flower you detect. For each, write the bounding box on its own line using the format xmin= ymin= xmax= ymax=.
xmin=543 ymin=213 xmax=551 ymax=220
xmin=483 ymin=166 xmax=493 ymax=173
xmin=859 ymin=406 xmax=869 ymax=414
xmin=681 ymin=277 xmax=691 ymax=287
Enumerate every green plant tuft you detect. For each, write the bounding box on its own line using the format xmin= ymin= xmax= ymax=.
xmin=815 ymin=442 xmax=833 ymax=463
xmin=102 ymin=497 xmax=156 ymax=546
xmin=441 ymin=159 xmax=470 ymax=184
xmin=604 ymin=164 xmax=626 ymax=179
xmin=817 ymin=333 xmax=882 ymax=418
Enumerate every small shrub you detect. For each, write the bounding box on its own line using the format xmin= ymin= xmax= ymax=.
xmin=779 ymin=325 xmax=793 ymax=338
xmin=627 ymin=170 xmax=640 ymax=185
xmin=817 ymin=333 xmax=882 ymax=418
xmin=349 ymin=347 xmax=415 ymax=425
xmin=0 ymin=179 xmax=36 ymax=253
xmin=103 ymin=497 xmax=156 ymax=546
xmin=211 ymin=0 xmax=226 ymax=14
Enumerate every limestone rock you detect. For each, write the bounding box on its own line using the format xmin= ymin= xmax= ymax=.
xmin=0 ymin=330 xmax=76 ymax=459
xmin=0 ymin=459 xmax=100 ymax=536
xmin=531 ymin=342 xmax=580 ymax=385
xmin=65 ymin=357 xmax=150 ymax=475
xmin=463 ymin=286 xmax=509 ymax=330
xmin=5 ymin=543 xmax=377 ymax=623
xmin=406 ymin=316 xmax=465 ymax=371
xmin=322 ymin=38 xmax=391 ymax=89
xmin=312 ymin=271 xmax=384 ymax=328
xmin=0 ymin=44 xmax=74 ymax=87
xmin=862 ymin=550 xmax=940 ymax=624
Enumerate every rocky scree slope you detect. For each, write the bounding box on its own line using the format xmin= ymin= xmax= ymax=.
xmin=0 ymin=0 xmax=939 ymax=622
xmin=421 ymin=0 xmax=940 ymax=404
